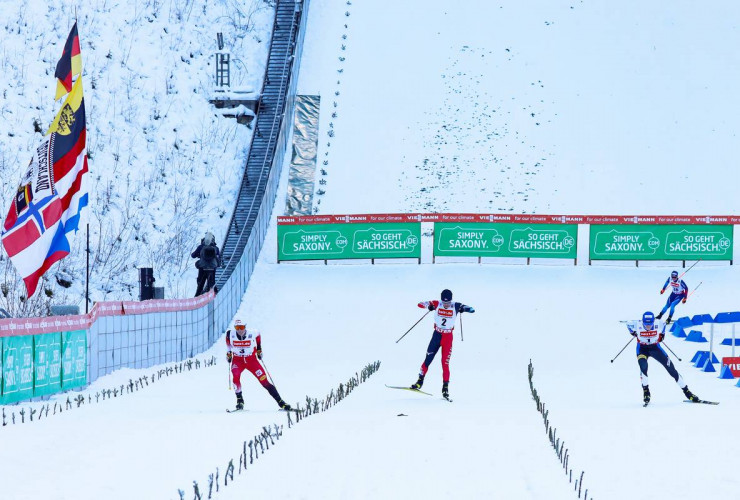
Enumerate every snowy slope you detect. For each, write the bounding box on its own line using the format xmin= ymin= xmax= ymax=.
xmin=3 ymin=0 xmax=740 ymax=499
xmin=0 ymin=0 xmax=274 ymax=312
xmin=300 ymin=0 xmax=740 ymax=216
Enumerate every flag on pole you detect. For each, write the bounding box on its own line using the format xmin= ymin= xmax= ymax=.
xmin=54 ymin=22 xmax=82 ymax=100
xmin=2 ymin=77 xmax=89 ymax=298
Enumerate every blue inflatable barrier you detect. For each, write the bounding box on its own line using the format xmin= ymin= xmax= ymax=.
xmin=691 ymin=314 xmax=714 ymax=325
xmin=720 ymin=338 xmax=740 ymax=346
xmin=685 ymin=330 xmax=707 ymax=343
xmin=675 ymin=317 xmax=693 ymax=328
xmin=692 ymin=351 xmax=719 ymax=368
xmin=700 ymin=357 xmax=716 ymax=372
xmin=714 ymin=311 xmax=740 ymax=323
xmin=693 ymin=352 xmax=708 ymax=368
xmin=695 ymin=351 xmax=719 ymax=363
xmin=719 ymin=365 xmax=735 ymax=379
xmin=671 ymin=326 xmax=687 ymax=338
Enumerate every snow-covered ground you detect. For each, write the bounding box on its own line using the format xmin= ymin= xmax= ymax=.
xmin=2 ymin=262 xmax=739 ymax=500
xmin=3 ymin=0 xmax=740 ymax=499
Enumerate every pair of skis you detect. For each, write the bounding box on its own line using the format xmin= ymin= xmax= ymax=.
xmin=643 ymin=399 xmax=719 ymax=407
xmin=226 ymin=407 xmax=302 ymax=413
xmin=385 ymin=384 xmax=453 ymax=402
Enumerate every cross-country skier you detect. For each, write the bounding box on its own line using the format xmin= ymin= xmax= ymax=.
xmin=410 ymin=289 xmax=474 ymax=400
xmin=657 ymin=270 xmax=688 ymax=324
xmin=626 ymin=311 xmax=700 ymax=405
xmin=226 ymin=319 xmax=292 ymax=411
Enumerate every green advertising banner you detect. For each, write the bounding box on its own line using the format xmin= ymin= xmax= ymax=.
xmin=34 ymin=333 xmax=62 ymax=397
xmin=1 ymin=335 xmax=34 ymax=404
xmin=434 ymin=223 xmax=578 ymax=259
xmin=278 ymin=223 xmax=421 ymax=261
xmin=62 ymin=330 xmax=87 ymax=390
xmin=590 ymin=225 xmax=733 ymax=261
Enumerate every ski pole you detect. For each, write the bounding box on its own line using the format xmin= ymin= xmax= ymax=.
xmin=460 ymin=315 xmax=464 ymax=342
xmin=662 ymin=341 xmax=682 ymax=362
xmin=610 ymin=337 xmax=634 ymax=363
xmin=396 ymin=310 xmax=431 ymax=343
xmin=260 ymin=357 xmax=277 ymax=387
xmin=687 ymin=281 xmax=703 ymax=299
xmin=679 ymin=259 xmax=701 ymax=279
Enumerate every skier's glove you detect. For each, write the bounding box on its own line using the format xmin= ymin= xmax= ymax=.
xmin=660 ymin=289 xmax=665 ymax=294
xmin=418 ymin=302 xmax=426 ymax=309
xmin=629 ymin=330 xmax=637 ymax=337
xmin=256 ymin=348 xmax=263 ymax=360
xmin=427 ymin=303 xmax=435 ymax=311
xmin=682 ymin=298 xmax=687 ymax=304
xmin=467 ymin=306 xmax=475 ymax=313
xmin=658 ymin=333 xmax=665 ymax=342
xmin=226 ymin=352 xmax=233 ymax=362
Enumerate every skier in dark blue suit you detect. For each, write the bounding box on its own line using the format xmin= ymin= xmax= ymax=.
xmin=626 ymin=311 xmax=699 ymax=405
xmin=657 ymin=270 xmax=688 ymax=324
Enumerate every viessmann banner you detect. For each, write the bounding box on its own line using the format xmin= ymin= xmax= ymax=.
xmin=434 ymin=223 xmax=578 ymax=258
xmin=589 ymin=225 xmax=733 ymax=260
xmin=278 ymin=223 xmax=421 ymax=261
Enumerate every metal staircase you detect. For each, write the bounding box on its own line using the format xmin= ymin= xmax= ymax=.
xmin=216 ymin=0 xmax=302 ymax=289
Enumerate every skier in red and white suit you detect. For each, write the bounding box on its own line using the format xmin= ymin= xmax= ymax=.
xmin=226 ymin=319 xmax=292 ymax=411
xmin=410 ymin=289 xmax=474 ymax=399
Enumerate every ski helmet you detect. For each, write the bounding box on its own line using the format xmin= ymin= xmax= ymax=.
xmin=642 ymin=311 xmax=655 ymax=329
xmin=441 ymin=289 xmax=453 ymax=302
xmin=671 ymin=270 xmax=679 ymax=280
xmin=234 ymin=319 xmax=245 ymax=330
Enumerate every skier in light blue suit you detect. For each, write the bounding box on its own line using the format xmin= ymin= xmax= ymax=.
xmin=657 ymin=270 xmax=688 ymax=324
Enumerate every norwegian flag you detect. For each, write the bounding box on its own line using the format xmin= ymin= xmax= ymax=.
xmin=1 ymin=77 xmax=89 ymax=298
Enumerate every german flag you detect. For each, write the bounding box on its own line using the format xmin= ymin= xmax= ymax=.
xmin=54 ymin=22 xmax=82 ymax=100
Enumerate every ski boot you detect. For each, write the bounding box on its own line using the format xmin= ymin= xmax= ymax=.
xmin=235 ymin=393 xmax=245 ymax=411
xmin=442 ymin=381 xmax=450 ymax=400
xmin=683 ymin=386 xmax=699 ymax=403
xmin=666 ymin=315 xmax=673 ymax=324
xmin=656 ymin=312 xmax=663 ymax=320
xmin=642 ymin=386 xmax=650 ymax=405
xmin=410 ymin=374 xmax=425 ymax=390
xmin=278 ymin=400 xmax=293 ymax=411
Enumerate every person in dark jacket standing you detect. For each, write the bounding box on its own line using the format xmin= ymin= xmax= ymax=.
xmin=192 ymin=232 xmax=221 ymax=296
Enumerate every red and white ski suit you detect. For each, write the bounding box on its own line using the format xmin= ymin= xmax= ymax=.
xmin=226 ymin=329 xmax=270 ymax=393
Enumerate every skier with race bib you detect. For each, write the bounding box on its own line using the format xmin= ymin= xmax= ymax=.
xmin=626 ymin=311 xmax=700 ymax=405
xmin=410 ymin=289 xmax=474 ymax=400
xmin=657 ymin=270 xmax=688 ymax=324
xmin=226 ymin=319 xmax=292 ymax=411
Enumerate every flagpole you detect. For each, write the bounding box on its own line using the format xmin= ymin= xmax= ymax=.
xmin=85 ymin=222 xmax=89 ymax=314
